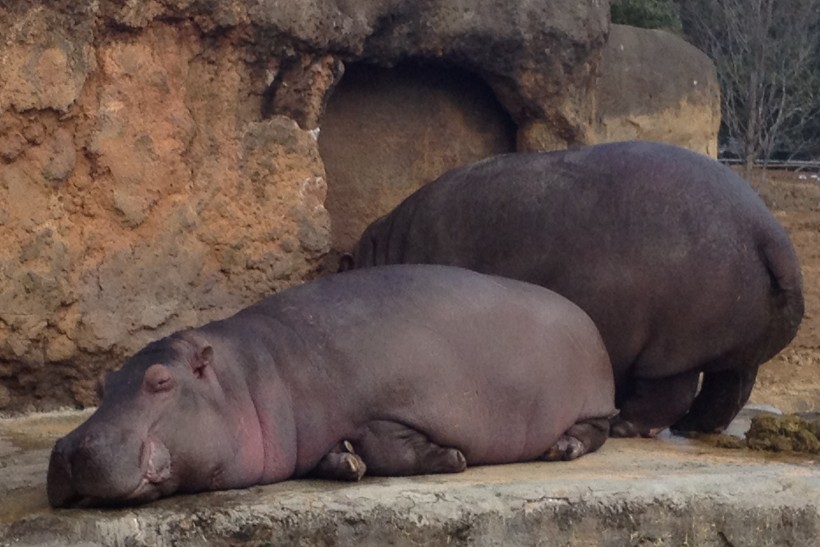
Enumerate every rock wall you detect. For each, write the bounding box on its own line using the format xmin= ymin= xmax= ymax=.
xmin=0 ymin=0 xmax=610 ymax=410
xmin=594 ymin=24 xmax=721 ymax=157
xmin=0 ymin=20 xmax=331 ymax=410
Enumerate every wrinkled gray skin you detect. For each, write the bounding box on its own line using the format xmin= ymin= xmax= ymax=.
xmin=340 ymin=141 xmax=804 ymax=437
xmin=47 ymin=265 xmax=615 ymax=507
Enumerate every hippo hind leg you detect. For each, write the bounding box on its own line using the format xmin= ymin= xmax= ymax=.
xmin=610 ymin=369 xmax=701 ymax=437
xmin=351 ymin=420 xmax=467 ymax=476
xmin=311 ymin=441 xmax=367 ymax=481
xmin=541 ymin=417 xmax=610 ymax=461
xmin=672 ymin=365 xmax=758 ymax=434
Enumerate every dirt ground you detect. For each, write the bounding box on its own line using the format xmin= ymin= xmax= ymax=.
xmin=746 ymin=168 xmax=820 ymax=412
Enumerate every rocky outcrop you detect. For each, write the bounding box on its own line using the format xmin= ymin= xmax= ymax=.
xmin=321 ymin=23 xmax=723 ymax=254
xmin=0 ymin=1 xmax=610 ymax=410
xmin=594 ymin=24 xmax=721 ymax=157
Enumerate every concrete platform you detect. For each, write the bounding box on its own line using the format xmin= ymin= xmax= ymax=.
xmin=1 ymin=410 xmax=818 ymax=546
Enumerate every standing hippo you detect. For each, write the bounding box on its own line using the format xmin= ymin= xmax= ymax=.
xmin=47 ymin=265 xmax=615 ymax=507
xmin=340 ymin=141 xmax=804 ymax=437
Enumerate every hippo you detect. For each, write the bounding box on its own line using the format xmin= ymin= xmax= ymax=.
xmin=47 ymin=265 xmax=616 ymax=507
xmin=339 ymin=141 xmax=804 ymax=437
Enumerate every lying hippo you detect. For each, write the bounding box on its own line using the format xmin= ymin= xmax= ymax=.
xmin=47 ymin=265 xmax=615 ymax=507
xmin=340 ymin=141 xmax=804 ymax=437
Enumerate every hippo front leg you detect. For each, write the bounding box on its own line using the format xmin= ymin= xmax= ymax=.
xmin=611 ymin=369 xmax=701 ymax=437
xmin=672 ymin=365 xmax=758 ymax=433
xmin=351 ymin=420 xmax=467 ymax=476
xmin=311 ymin=441 xmax=367 ymax=481
xmin=541 ymin=416 xmax=611 ymax=461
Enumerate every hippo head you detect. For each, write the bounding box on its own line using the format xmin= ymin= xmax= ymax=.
xmin=339 ymin=214 xmax=391 ymax=272
xmin=47 ymin=334 xmax=265 ymax=507
xmin=337 ymin=253 xmax=355 ymax=272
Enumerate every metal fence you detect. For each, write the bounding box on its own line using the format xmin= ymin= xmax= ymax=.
xmin=720 ymin=158 xmax=820 ymax=171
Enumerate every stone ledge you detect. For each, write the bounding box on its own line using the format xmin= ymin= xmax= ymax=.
xmin=1 ymin=411 xmax=818 ymax=546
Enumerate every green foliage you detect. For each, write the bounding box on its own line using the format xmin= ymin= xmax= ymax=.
xmin=610 ymin=0 xmax=682 ymax=31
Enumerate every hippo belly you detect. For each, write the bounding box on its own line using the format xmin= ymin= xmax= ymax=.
xmin=341 ymin=141 xmax=804 ymax=437
xmin=47 ymin=264 xmax=615 ymax=507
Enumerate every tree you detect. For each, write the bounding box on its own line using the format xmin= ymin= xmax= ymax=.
xmin=677 ymin=0 xmax=820 ymax=170
xmin=610 ymin=0 xmax=682 ymax=31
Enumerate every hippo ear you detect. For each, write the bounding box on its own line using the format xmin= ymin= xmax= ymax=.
xmin=191 ymin=345 xmax=214 ymax=379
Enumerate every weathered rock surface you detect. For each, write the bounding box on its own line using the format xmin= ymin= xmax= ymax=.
xmin=0 ymin=20 xmax=330 ymax=408
xmin=0 ymin=0 xmax=610 ymax=410
xmin=594 ymin=24 xmax=721 ymax=157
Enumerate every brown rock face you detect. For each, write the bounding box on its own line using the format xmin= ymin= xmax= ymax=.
xmin=0 ymin=0 xmax=611 ymax=410
xmin=0 ymin=17 xmax=330 ymax=410
xmin=594 ymin=24 xmax=721 ymax=157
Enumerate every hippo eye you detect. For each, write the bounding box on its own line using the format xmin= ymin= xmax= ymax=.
xmin=144 ymin=364 xmax=175 ymax=393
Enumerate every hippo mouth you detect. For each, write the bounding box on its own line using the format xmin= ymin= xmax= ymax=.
xmin=117 ymin=437 xmax=173 ymax=503
xmin=48 ymin=436 xmax=174 ymax=508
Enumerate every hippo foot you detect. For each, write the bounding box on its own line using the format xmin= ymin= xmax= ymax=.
xmin=542 ymin=416 xmax=612 ymax=460
xmin=432 ymin=447 xmax=467 ymax=473
xmin=312 ymin=441 xmax=367 ymax=481
xmin=541 ymin=436 xmax=584 ymax=461
xmin=671 ymin=367 xmax=759 ymax=434
xmin=352 ymin=420 xmax=467 ymax=476
xmin=609 ymin=416 xmax=652 ymax=438
xmin=613 ymin=371 xmax=701 ymax=437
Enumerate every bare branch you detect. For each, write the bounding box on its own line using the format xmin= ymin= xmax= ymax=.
xmin=678 ymin=0 xmax=820 ymax=166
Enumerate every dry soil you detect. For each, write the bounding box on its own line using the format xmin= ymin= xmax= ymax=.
xmin=747 ymin=168 xmax=820 ymax=412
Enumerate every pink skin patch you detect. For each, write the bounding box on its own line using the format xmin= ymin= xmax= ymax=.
xmin=142 ymin=437 xmax=172 ymax=483
xmin=230 ymin=407 xmax=270 ymax=485
xmin=122 ymin=437 xmax=171 ymax=501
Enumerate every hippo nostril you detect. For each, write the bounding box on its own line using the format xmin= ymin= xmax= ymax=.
xmin=69 ymin=433 xmax=110 ymax=480
xmin=59 ymin=429 xmax=141 ymax=493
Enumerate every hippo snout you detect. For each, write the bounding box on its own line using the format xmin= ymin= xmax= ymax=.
xmin=47 ymin=427 xmax=158 ymax=508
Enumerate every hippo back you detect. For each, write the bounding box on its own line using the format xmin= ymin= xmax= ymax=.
xmin=345 ymin=141 xmax=804 ymax=389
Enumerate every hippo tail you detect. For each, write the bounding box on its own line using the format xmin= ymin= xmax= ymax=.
xmin=758 ymin=229 xmax=804 ymax=357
